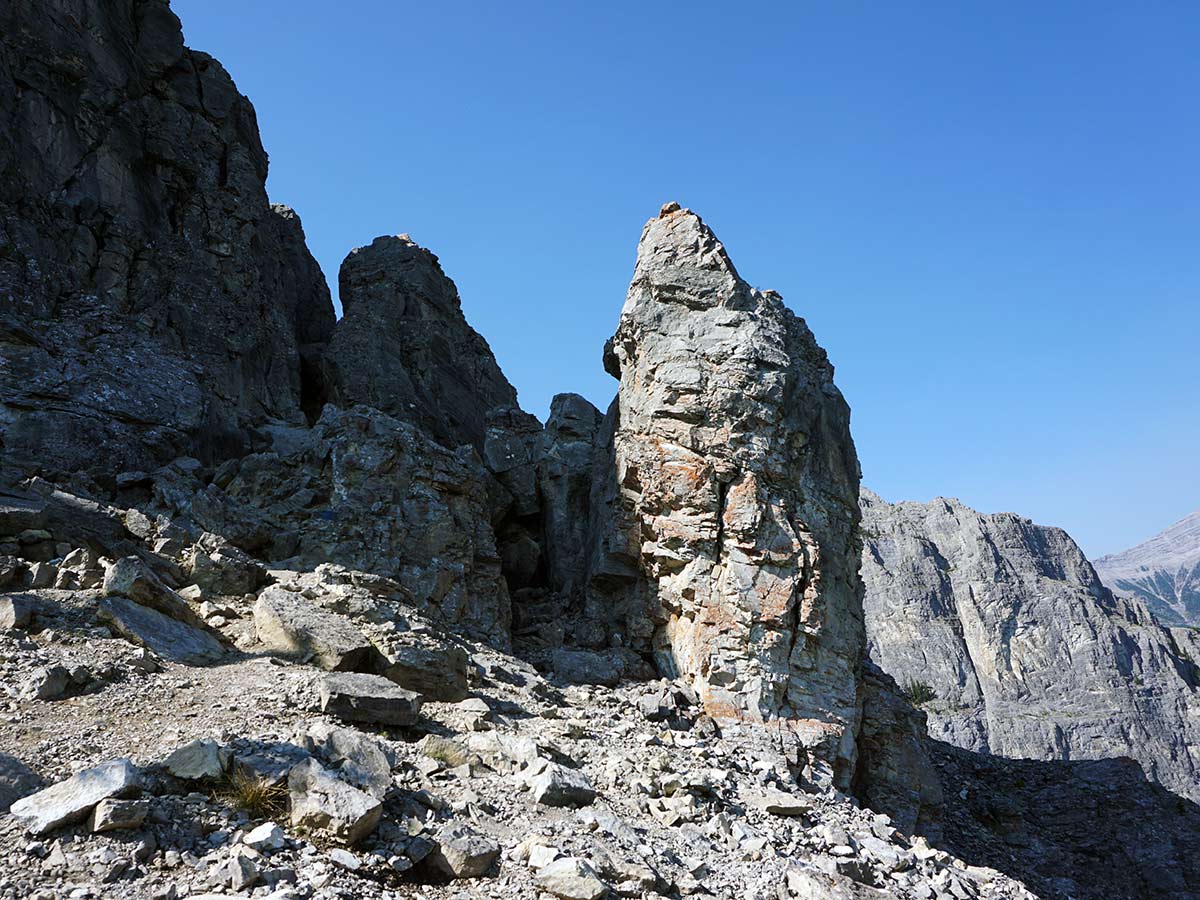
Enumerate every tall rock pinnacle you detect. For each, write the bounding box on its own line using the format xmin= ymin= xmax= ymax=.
xmin=606 ymin=203 xmax=864 ymax=786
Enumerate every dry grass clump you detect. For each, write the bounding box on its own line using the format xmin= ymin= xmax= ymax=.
xmin=212 ymin=768 xmax=288 ymax=819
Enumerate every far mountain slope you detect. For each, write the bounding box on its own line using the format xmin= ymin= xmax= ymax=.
xmin=860 ymin=489 xmax=1200 ymax=802
xmin=1093 ymin=510 xmax=1200 ymax=627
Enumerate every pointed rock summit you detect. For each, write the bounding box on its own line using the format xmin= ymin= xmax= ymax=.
xmin=605 ymin=205 xmax=864 ymax=786
xmin=325 ymin=234 xmax=518 ymax=451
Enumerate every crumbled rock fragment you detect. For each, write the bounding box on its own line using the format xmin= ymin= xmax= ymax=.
xmin=9 ymin=759 xmax=140 ymax=835
xmin=90 ymin=798 xmax=148 ymax=832
xmin=163 ymin=739 xmax=231 ymax=780
xmin=22 ymin=665 xmax=70 ymax=700
xmin=303 ymin=721 xmax=395 ymax=798
xmin=529 ymin=761 xmax=596 ymax=808
xmin=288 ymin=759 xmax=382 ymax=845
xmin=429 ymin=822 xmax=500 ymax=878
xmin=318 ymin=672 xmax=422 ymax=727
xmin=536 ymin=856 xmax=609 ymax=900
xmin=243 ymin=821 xmax=286 ymax=851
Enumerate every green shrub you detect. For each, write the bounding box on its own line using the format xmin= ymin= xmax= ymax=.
xmin=903 ymin=678 xmax=937 ymax=707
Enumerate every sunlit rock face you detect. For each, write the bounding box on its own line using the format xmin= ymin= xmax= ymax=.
xmin=1094 ymin=510 xmax=1200 ymax=627
xmin=604 ymin=203 xmax=864 ymax=787
xmin=860 ymin=489 xmax=1200 ymax=801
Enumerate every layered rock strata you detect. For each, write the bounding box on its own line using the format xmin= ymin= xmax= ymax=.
xmin=860 ymin=489 xmax=1200 ymax=800
xmin=1094 ymin=510 xmax=1200 ymax=627
xmin=600 ymin=204 xmax=865 ymax=787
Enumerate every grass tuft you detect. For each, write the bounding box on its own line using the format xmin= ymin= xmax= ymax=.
xmin=212 ymin=768 xmax=288 ymax=819
xmin=903 ymin=677 xmax=937 ymax=707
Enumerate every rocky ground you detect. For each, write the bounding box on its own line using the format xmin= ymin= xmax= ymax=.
xmin=0 ymin=544 xmax=1036 ymax=900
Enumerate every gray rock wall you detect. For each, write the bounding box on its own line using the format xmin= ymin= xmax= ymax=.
xmin=0 ymin=0 xmax=336 ymax=480
xmin=324 ymin=235 xmax=518 ymax=452
xmin=860 ymin=489 xmax=1200 ymax=800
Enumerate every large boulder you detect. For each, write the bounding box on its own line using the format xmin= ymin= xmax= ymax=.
xmin=98 ymin=596 xmax=225 ymax=665
xmin=287 ymin=758 xmax=382 ymax=846
xmin=103 ymin=556 xmax=207 ymax=630
xmin=0 ymin=0 xmax=336 ymax=480
xmin=254 ymin=586 xmax=379 ymax=672
xmin=596 ymin=204 xmax=865 ymax=788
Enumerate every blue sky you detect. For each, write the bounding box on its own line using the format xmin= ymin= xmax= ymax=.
xmin=175 ymin=1 xmax=1198 ymax=558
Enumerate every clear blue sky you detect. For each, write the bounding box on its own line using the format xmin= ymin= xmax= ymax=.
xmin=175 ymin=1 xmax=1198 ymax=558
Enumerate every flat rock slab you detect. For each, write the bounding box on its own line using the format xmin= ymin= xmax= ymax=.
xmin=288 ymin=758 xmax=381 ymax=846
xmin=9 ymin=758 xmax=140 ymax=835
xmin=98 ymin=596 xmax=225 ymax=665
xmin=104 ymin=555 xmax=207 ymax=629
xmin=318 ymin=672 xmax=422 ymax=727
xmin=255 ymin=587 xmax=379 ymax=671
xmin=754 ymin=788 xmax=811 ymax=817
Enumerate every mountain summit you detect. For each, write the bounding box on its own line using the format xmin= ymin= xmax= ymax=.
xmin=1094 ymin=510 xmax=1200 ymax=626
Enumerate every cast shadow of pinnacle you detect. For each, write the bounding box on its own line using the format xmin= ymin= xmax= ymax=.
xmin=929 ymin=738 xmax=1200 ymax=900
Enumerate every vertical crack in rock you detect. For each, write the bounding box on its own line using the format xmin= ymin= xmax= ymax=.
xmin=603 ymin=203 xmax=865 ymax=788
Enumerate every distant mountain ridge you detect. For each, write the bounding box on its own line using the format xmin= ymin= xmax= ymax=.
xmin=1094 ymin=510 xmax=1200 ymax=626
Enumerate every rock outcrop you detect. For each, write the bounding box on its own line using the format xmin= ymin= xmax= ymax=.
xmin=0 ymin=0 xmax=336 ymax=482
xmin=152 ymin=405 xmax=512 ymax=645
xmin=860 ymin=489 xmax=1200 ymax=800
xmin=324 ymin=234 xmax=518 ymax=451
xmin=598 ymin=204 xmax=865 ymax=788
xmin=1094 ymin=510 xmax=1200 ymax=626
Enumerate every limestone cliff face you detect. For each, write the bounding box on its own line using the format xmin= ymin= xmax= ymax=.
xmin=1094 ymin=510 xmax=1200 ymax=627
xmin=0 ymin=0 xmax=336 ymax=480
xmin=324 ymin=235 xmax=518 ymax=452
xmin=603 ymin=204 xmax=865 ymax=786
xmin=860 ymin=489 xmax=1200 ymax=800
